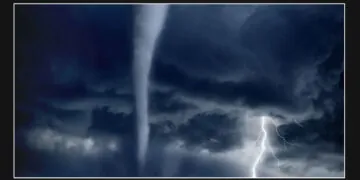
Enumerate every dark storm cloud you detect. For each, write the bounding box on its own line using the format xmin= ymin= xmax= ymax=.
xmin=152 ymin=5 xmax=344 ymax=122
xmin=89 ymin=107 xmax=134 ymax=136
xmin=16 ymin=4 xmax=344 ymax=124
xmin=40 ymin=86 xmax=133 ymax=112
xmin=15 ymin=5 xmax=134 ymax=104
xmin=15 ymin=102 xmax=81 ymax=132
xmin=277 ymin=105 xmax=344 ymax=153
xmin=157 ymin=5 xmax=343 ymax=81
xmin=176 ymin=112 xmax=243 ymax=152
xmin=149 ymin=90 xmax=198 ymax=114
xmin=152 ymin=61 xmax=294 ymax=111
xmin=149 ymin=112 xmax=243 ymax=152
xmin=88 ymin=106 xmax=242 ymax=154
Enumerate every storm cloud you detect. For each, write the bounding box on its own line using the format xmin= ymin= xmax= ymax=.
xmin=15 ymin=4 xmax=344 ymax=177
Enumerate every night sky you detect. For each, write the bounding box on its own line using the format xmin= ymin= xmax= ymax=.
xmin=15 ymin=4 xmax=344 ymax=177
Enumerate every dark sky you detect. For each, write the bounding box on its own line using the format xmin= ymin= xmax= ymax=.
xmin=15 ymin=4 xmax=344 ymax=177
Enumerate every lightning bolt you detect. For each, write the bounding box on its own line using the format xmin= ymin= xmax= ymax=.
xmin=251 ymin=116 xmax=267 ymax=178
xmin=251 ymin=116 xmax=300 ymax=177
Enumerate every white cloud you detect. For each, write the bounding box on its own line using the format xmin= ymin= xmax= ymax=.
xmin=26 ymin=128 xmax=121 ymax=157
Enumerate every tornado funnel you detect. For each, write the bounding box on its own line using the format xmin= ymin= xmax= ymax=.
xmin=132 ymin=4 xmax=169 ymax=176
